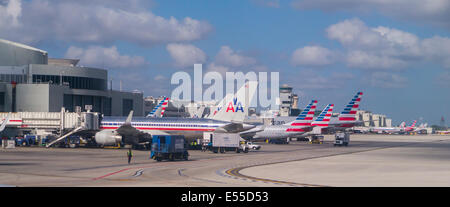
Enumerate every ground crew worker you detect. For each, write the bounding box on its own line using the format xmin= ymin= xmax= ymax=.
xmin=127 ymin=149 xmax=133 ymax=164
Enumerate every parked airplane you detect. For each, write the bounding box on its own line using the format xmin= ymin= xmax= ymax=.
xmin=240 ymin=100 xmax=317 ymax=139
xmin=370 ymin=120 xmax=416 ymax=134
xmin=404 ymin=120 xmax=417 ymax=132
xmin=240 ymin=101 xmax=335 ymax=141
xmin=147 ymin=97 xmax=169 ymax=118
xmin=320 ymin=91 xmax=365 ymax=130
xmin=413 ymin=123 xmax=428 ymax=133
xmin=93 ymin=81 xmax=258 ymax=146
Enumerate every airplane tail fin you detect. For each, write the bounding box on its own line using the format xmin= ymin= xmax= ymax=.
xmin=288 ymin=100 xmax=318 ymax=126
xmin=311 ymin=104 xmax=334 ymax=127
xmin=410 ymin=120 xmax=417 ymax=128
xmin=338 ymin=91 xmax=363 ymax=121
xmin=147 ymin=97 xmax=169 ymax=118
xmin=400 ymin=122 xmax=406 ymax=128
xmin=211 ymin=81 xmax=258 ymax=122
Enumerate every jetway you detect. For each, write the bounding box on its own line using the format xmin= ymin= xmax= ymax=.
xmin=0 ymin=107 xmax=100 ymax=139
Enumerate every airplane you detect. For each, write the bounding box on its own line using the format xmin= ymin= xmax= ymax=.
xmin=292 ymin=91 xmax=365 ymax=138
xmin=147 ymin=97 xmax=169 ymax=118
xmin=239 ymin=100 xmax=318 ymax=140
xmin=305 ymin=91 xmax=366 ymax=133
xmin=92 ymin=81 xmax=259 ymax=147
xmin=370 ymin=122 xmax=405 ymax=134
xmin=404 ymin=120 xmax=417 ymax=132
xmin=413 ymin=123 xmax=428 ymax=133
xmin=370 ymin=121 xmax=416 ymax=134
xmin=240 ymin=101 xmax=335 ymax=141
xmin=436 ymin=130 xmax=450 ymax=135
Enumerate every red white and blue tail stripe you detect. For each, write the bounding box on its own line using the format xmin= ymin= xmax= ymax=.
xmin=147 ymin=97 xmax=169 ymax=117
xmin=311 ymin=104 xmax=334 ymax=127
xmin=290 ymin=100 xmax=318 ymax=126
xmin=338 ymin=91 xmax=363 ymax=121
xmin=160 ymin=97 xmax=169 ymax=117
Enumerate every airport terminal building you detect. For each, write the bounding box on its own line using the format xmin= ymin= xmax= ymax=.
xmin=0 ymin=39 xmax=143 ymax=116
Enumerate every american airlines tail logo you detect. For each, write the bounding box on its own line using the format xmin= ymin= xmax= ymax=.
xmin=148 ymin=97 xmax=169 ymax=117
xmin=339 ymin=91 xmax=363 ymax=121
xmin=290 ymin=100 xmax=318 ymax=126
xmin=311 ymin=104 xmax=334 ymax=127
xmin=226 ymin=98 xmax=244 ymax=113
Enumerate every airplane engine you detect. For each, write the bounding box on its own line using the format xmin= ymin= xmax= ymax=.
xmin=95 ymin=130 xmax=122 ymax=146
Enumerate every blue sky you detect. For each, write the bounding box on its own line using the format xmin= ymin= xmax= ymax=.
xmin=1 ymin=0 xmax=449 ymax=125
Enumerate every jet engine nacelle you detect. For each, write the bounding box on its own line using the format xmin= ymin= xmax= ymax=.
xmin=95 ymin=130 xmax=122 ymax=146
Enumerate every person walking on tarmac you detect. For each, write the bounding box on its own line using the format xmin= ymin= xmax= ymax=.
xmin=127 ymin=149 xmax=133 ymax=164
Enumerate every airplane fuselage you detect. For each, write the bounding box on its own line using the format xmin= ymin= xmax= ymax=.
xmin=241 ymin=124 xmax=310 ymax=140
xmin=100 ymin=116 xmax=249 ymax=141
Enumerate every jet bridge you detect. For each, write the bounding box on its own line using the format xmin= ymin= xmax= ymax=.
xmin=0 ymin=107 xmax=101 ymax=147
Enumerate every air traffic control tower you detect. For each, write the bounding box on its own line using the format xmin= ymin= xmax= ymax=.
xmin=0 ymin=39 xmax=143 ymax=116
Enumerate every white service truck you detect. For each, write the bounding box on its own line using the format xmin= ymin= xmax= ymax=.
xmin=211 ymin=133 xmax=248 ymax=153
xmin=334 ymin=132 xmax=350 ymax=146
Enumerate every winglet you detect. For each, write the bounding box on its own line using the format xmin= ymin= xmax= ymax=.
xmin=125 ymin=110 xmax=133 ymax=125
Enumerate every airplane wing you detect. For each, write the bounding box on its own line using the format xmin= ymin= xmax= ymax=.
xmin=239 ymin=125 xmax=265 ymax=137
xmin=215 ymin=122 xmax=256 ymax=133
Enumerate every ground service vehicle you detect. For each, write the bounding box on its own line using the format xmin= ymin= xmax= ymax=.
xmin=151 ymin=135 xmax=189 ymax=161
xmin=310 ymin=135 xmax=324 ymax=144
xmin=247 ymin=142 xmax=261 ymax=150
xmin=211 ymin=133 xmax=248 ymax=153
xmin=334 ymin=132 xmax=350 ymax=146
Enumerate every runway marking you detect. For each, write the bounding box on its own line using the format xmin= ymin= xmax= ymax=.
xmin=92 ymin=168 xmax=133 ymax=180
xmin=133 ymin=169 xmax=144 ymax=177
xmin=225 ymin=167 xmax=326 ymax=187
xmin=178 ymin=168 xmax=228 ymax=184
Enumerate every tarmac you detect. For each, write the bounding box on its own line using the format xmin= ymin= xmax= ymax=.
xmin=1 ymin=134 xmax=449 ymax=187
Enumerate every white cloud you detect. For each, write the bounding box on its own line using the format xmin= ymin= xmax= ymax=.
xmin=65 ymin=45 xmax=148 ymax=69
xmin=346 ymin=50 xmax=408 ymax=70
xmin=214 ymin=46 xmax=257 ymax=67
xmin=206 ymin=63 xmax=230 ymax=74
xmin=0 ymin=0 xmax=21 ymax=27
xmin=111 ymin=71 xmax=170 ymax=96
xmin=366 ymin=72 xmax=408 ymax=88
xmin=290 ymin=69 xmax=354 ymax=89
xmin=291 ymin=0 xmax=450 ymax=30
xmin=153 ymin=75 xmax=167 ymax=81
xmin=324 ymin=18 xmax=450 ymax=70
xmin=421 ymin=36 xmax=450 ymax=69
xmin=166 ymin=43 xmax=207 ymax=68
xmin=291 ymin=46 xmax=335 ymax=67
xmin=0 ymin=0 xmax=212 ymax=45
